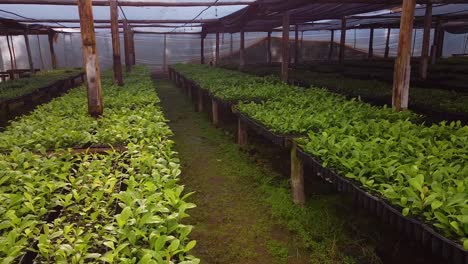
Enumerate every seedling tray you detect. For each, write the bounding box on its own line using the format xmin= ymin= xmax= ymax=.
xmin=296 ymin=146 xmax=468 ymax=264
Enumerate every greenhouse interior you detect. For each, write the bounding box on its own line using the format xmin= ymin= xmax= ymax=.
xmin=0 ymin=0 xmax=468 ymax=263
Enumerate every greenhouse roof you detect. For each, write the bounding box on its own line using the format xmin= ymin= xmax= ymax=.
xmin=0 ymin=0 xmax=468 ymax=34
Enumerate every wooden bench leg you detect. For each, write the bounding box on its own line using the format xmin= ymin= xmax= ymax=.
xmin=212 ymin=99 xmax=219 ymax=126
xmin=197 ymin=89 xmax=204 ymax=112
xmin=291 ymin=141 xmax=305 ymax=205
xmin=237 ymin=118 xmax=248 ymax=147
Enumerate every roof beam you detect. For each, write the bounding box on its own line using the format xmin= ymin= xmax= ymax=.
xmin=15 ymin=19 xmax=218 ymax=23
xmin=0 ymin=0 xmax=253 ymax=6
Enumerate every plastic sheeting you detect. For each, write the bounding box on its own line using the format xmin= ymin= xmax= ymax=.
xmin=2 ymin=28 xmax=468 ymax=72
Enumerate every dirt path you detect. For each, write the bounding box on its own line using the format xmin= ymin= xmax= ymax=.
xmin=154 ymin=77 xmax=310 ymax=264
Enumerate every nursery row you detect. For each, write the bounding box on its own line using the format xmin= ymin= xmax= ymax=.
xmin=0 ymin=67 xmax=198 ymax=263
xmin=228 ymin=64 xmax=468 ymax=115
xmin=0 ymin=69 xmax=83 ymax=103
xmin=171 ymin=64 xmax=468 ymax=250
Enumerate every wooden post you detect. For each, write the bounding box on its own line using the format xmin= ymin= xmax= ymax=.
xmin=36 ymin=35 xmax=45 ymax=69
xmin=48 ymin=33 xmax=57 ymax=69
xmin=392 ymin=0 xmax=416 ymax=112
xmin=200 ymin=34 xmax=205 ymax=64
xmin=212 ymin=98 xmax=219 ymax=126
xmin=6 ymin=35 xmax=15 ymax=74
xmin=281 ymin=11 xmax=290 ymax=83
xmin=239 ymin=30 xmax=245 ymax=69
xmin=197 ymin=88 xmax=204 ymax=112
xmin=78 ymin=0 xmax=103 ymax=117
xmin=384 ymin=28 xmax=391 ymax=58
xmin=291 ymin=141 xmax=305 ymax=205
xmin=163 ymin=34 xmax=167 ymax=73
xmin=339 ymin=17 xmax=346 ymax=64
xmin=215 ymin=32 xmax=220 ymax=65
xmin=294 ymin=24 xmax=299 ymax=64
xmin=430 ymin=19 xmax=440 ymax=65
xmin=23 ymin=33 xmax=34 ymax=73
xmin=368 ymin=27 xmax=374 ymax=59
xmin=130 ymin=30 xmax=136 ymax=65
xmin=419 ymin=3 xmax=432 ymax=80
xmin=123 ymin=20 xmax=131 ymax=72
xmin=267 ymin=31 xmax=272 ymax=64
xmin=436 ymin=28 xmax=444 ymax=59
xmin=110 ymin=0 xmax=123 ymax=85
xmin=237 ymin=118 xmax=247 ymax=147
xmin=328 ymin=30 xmax=334 ymax=61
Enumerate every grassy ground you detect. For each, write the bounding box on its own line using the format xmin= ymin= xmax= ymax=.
xmin=153 ymin=76 xmax=445 ymax=264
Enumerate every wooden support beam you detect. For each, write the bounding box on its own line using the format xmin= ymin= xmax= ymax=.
xmin=237 ymin=118 xmax=247 ymax=147
xmin=430 ymin=19 xmax=440 ymax=64
xmin=6 ymin=35 xmax=15 ymax=74
xmin=436 ymin=28 xmax=444 ymax=59
xmin=212 ymin=98 xmax=219 ymax=126
xmin=198 ymin=89 xmax=204 ymax=112
xmin=290 ymin=141 xmax=305 ymax=205
xmin=239 ymin=30 xmax=245 ymax=69
xmin=339 ymin=17 xmax=346 ymax=64
xmin=368 ymin=27 xmax=374 ymax=59
xmin=384 ymin=28 xmax=391 ymax=58
xmin=23 ymin=34 xmax=34 ymax=73
xmin=163 ymin=34 xmax=167 ymax=72
xmin=267 ymin=31 xmax=272 ymax=64
xmin=78 ymin=0 xmax=103 ymax=117
xmin=48 ymin=33 xmax=57 ymax=69
xmin=130 ymin=30 xmax=136 ymax=65
xmin=294 ymin=25 xmax=299 ymax=64
xmin=419 ymin=3 xmax=432 ymax=80
xmin=281 ymin=11 xmax=290 ymax=83
xmin=392 ymin=0 xmax=416 ymax=112
xmin=123 ymin=20 xmax=131 ymax=72
xmin=215 ymin=32 xmax=220 ymax=65
xmin=200 ymin=34 xmax=205 ymax=64
xmin=110 ymin=0 xmax=123 ymax=86
xmin=0 ymin=0 xmax=253 ymax=6
xmin=328 ymin=30 xmax=334 ymax=61
xmin=10 ymin=36 xmax=18 ymax=72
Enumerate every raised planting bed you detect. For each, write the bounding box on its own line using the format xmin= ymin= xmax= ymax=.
xmin=0 ymin=66 xmax=199 ymax=263
xmin=296 ymin=146 xmax=468 ymax=264
xmin=0 ymin=71 xmax=84 ymax=123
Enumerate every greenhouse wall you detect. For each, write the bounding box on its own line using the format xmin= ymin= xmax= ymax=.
xmin=1 ymin=29 xmax=467 ymax=72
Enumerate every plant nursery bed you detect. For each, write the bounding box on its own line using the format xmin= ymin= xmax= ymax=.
xmin=296 ymin=146 xmax=468 ymax=264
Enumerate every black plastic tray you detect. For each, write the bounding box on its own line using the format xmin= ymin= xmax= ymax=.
xmin=236 ymin=112 xmax=288 ymax=148
xmin=296 ymin=146 xmax=468 ymax=264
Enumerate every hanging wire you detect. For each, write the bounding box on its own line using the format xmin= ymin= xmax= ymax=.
xmin=170 ymin=0 xmax=220 ymax=33
xmin=0 ymin=9 xmax=70 ymax=28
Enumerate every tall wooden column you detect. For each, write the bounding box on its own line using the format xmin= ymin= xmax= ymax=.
xmin=436 ymin=28 xmax=445 ymax=59
xmin=239 ymin=30 xmax=245 ymax=69
xmin=129 ymin=30 xmax=136 ymax=65
xmin=23 ymin=33 xmax=34 ymax=73
xmin=267 ymin=31 xmax=272 ymax=64
xmin=215 ymin=32 xmax=220 ymax=65
xmin=328 ymin=30 xmax=334 ymax=61
xmin=281 ymin=11 xmax=290 ymax=83
xmin=48 ymin=33 xmax=57 ymax=69
xmin=419 ymin=3 xmax=432 ymax=80
xmin=384 ymin=28 xmax=391 ymax=58
xmin=230 ymin=33 xmax=233 ymax=56
xmin=339 ymin=17 xmax=347 ymax=64
xmin=6 ymin=35 xmax=15 ymax=73
xmin=123 ymin=20 xmax=131 ymax=72
xmin=78 ymin=0 xmax=103 ymax=117
xmin=110 ymin=0 xmax=123 ymax=86
xmin=368 ymin=27 xmax=374 ymax=59
xmin=163 ymin=34 xmax=167 ymax=73
xmin=200 ymin=33 xmax=205 ymax=64
xmin=392 ymin=0 xmax=416 ymax=112
xmin=294 ymin=24 xmax=299 ymax=64
xmin=430 ymin=19 xmax=440 ymax=64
